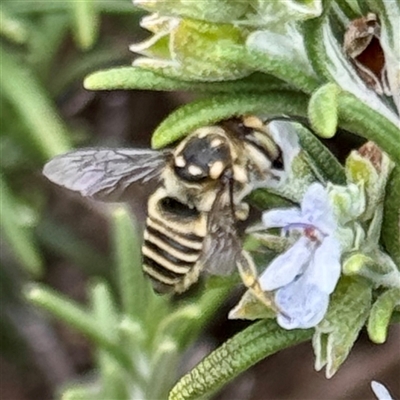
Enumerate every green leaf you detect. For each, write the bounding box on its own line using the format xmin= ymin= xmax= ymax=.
xmin=334 ymin=0 xmax=362 ymax=18
xmin=147 ymin=338 xmax=180 ymax=400
xmin=381 ymin=166 xmax=400 ymax=268
xmin=136 ymin=0 xmax=249 ymax=23
xmin=131 ymin=17 xmax=251 ymax=81
xmin=338 ymin=92 xmax=400 ymax=165
xmin=295 ymin=123 xmax=346 ymax=185
xmin=90 ymin=281 xmax=130 ymax=400
xmin=25 ymin=284 xmax=134 ymax=372
xmin=112 ymin=206 xmax=152 ymax=321
xmin=308 ymin=83 xmax=340 ymax=138
xmin=154 ymin=305 xmax=201 ymax=349
xmin=368 ymin=288 xmax=400 ymax=344
xmin=169 ymin=320 xmax=312 ymax=400
xmin=0 ymin=45 xmax=71 ymax=160
xmin=222 ymin=43 xmax=320 ymax=93
xmin=0 ymin=174 xmax=43 ymax=277
xmin=61 ymin=385 xmax=98 ymax=400
xmin=70 ymin=0 xmax=99 ymax=50
xmin=28 ymin=13 xmax=70 ymax=77
xmin=5 ymin=0 xmax=138 ymax=14
xmin=248 ymin=188 xmax=294 ymax=209
xmin=0 ymin=7 xmax=28 ymax=44
xmin=229 ymin=291 xmax=276 ymax=320
xmin=84 ymin=67 xmax=290 ymax=92
xmin=313 ymin=276 xmax=372 ymax=378
xmin=151 ymin=91 xmax=309 ymax=148
xmin=154 ymin=285 xmax=233 ymax=350
xmin=36 ymin=216 xmax=110 ymax=276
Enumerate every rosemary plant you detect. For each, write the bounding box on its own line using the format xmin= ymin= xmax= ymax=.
xmin=1 ymin=0 xmax=399 ymax=399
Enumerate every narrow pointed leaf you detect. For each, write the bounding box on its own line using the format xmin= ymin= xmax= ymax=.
xmin=0 ymin=7 xmax=28 ymax=43
xmin=7 ymin=1 xmax=137 ymax=14
xmin=381 ymin=166 xmax=400 ymax=268
xmin=338 ymin=92 xmax=400 ymax=165
xmin=367 ymin=288 xmax=400 ymax=344
xmin=313 ymin=277 xmax=372 ymax=378
xmin=84 ymin=67 xmax=290 ymax=92
xmin=169 ymin=320 xmax=312 ymax=400
xmin=248 ymin=188 xmax=294 ymax=209
xmin=0 ymin=45 xmax=71 ymax=160
xmin=147 ymin=339 xmax=180 ymax=400
xmin=70 ymin=0 xmax=99 ymax=50
xmin=151 ymin=92 xmax=309 ymax=148
xmin=62 ymin=385 xmax=98 ymax=400
xmin=229 ymin=291 xmax=276 ymax=320
xmin=112 ymin=206 xmax=151 ymax=321
xmin=91 ymin=281 xmax=130 ymax=400
xmin=29 ymin=14 xmax=70 ymax=77
xmin=0 ymin=175 xmax=44 ymax=277
xmin=221 ymin=43 xmax=320 ymax=93
xmin=295 ymin=124 xmax=346 ymax=185
xmin=25 ymin=284 xmax=134 ymax=372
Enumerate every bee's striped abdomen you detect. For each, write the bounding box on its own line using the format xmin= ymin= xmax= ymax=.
xmin=142 ymin=195 xmax=207 ymax=293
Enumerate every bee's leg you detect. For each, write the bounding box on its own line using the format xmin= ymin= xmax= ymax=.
xmin=237 ymin=251 xmax=281 ymax=314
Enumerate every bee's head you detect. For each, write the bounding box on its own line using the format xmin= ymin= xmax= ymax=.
xmin=173 ymin=128 xmax=232 ymax=182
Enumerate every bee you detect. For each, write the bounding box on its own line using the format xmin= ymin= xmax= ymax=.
xmin=43 ymin=115 xmax=283 ymax=305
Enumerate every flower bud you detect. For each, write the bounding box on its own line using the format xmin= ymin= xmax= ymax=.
xmin=328 ymin=183 xmax=365 ymax=225
xmin=130 ymin=15 xmax=251 ymax=81
xmin=134 ymin=0 xmax=249 ymax=24
xmin=345 ymin=142 xmax=393 ymax=221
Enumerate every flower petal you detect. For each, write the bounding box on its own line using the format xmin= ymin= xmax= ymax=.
xmin=275 ymin=280 xmax=329 ymax=329
xmin=259 ymin=236 xmax=313 ymax=291
xmin=262 ymin=207 xmax=302 ymax=228
xmin=371 ymin=381 xmax=394 ymax=400
xmin=304 ymin=236 xmax=341 ymax=294
xmin=301 ymin=183 xmax=336 ymax=232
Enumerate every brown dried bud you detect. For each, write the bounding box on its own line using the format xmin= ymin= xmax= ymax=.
xmin=343 ymin=13 xmax=386 ymax=94
xmin=357 ymin=141 xmax=383 ymax=173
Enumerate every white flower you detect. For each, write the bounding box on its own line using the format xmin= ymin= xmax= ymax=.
xmin=259 ymin=183 xmax=341 ymax=329
xmin=371 ymin=381 xmax=394 ymax=400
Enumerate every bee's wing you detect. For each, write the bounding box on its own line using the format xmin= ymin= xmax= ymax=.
xmin=200 ymin=177 xmax=243 ymax=276
xmin=43 ymin=148 xmax=171 ymax=201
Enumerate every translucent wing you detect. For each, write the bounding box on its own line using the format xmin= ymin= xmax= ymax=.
xmin=43 ymin=148 xmax=170 ymax=200
xmin=200 ymin=176 xmax=243 ymax=275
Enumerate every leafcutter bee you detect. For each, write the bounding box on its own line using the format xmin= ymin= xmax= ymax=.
xmin=43 ymin=115 xmax=284 ymax=306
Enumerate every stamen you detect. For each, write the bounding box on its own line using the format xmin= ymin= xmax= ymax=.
xmin=283 ymin=222 xmax=327 ymax=242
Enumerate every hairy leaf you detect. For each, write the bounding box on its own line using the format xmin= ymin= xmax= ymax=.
xmin=169 ymin=320 xmax=312 ymax=400
xmin=296 ymin=123 xmax=346 ymax=185
xmin=84 ymin=67 xmax=290 ymax=92
xmin=151 ymin=92 xmax=309 ymax=148
xmin=381 ymin=166 xmax=400 ymax=267
xmin=313 ymin=277 xmax=372 ymax=378
xmin=368 ymin=288 xmax=400 ymax=344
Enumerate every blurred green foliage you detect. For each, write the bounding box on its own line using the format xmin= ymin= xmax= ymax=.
xmin=1 ymin=1 xmax=399 ymax=399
